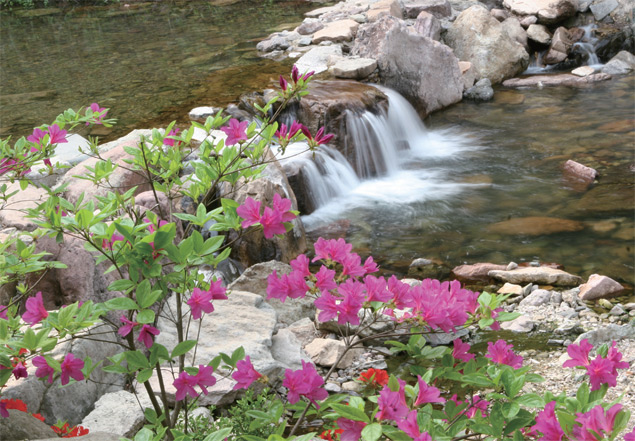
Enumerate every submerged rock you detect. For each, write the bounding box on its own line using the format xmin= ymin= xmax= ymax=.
xmin=487 ymin=216 xmax=584 ymax=236
xmin=463 ymin=78 xmax=494 ymax=101
xmin=502 ymin=73 xmax=612 ymax=87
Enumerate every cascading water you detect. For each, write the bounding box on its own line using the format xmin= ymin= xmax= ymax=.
xmin=276 ymin=87 xmax=479 ymax=228
xmin=572 ymin=24 xmax=601 ymax=67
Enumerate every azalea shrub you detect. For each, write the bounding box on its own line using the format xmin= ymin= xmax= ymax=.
xmin=0 ymin=64 xmax=633 ymax=441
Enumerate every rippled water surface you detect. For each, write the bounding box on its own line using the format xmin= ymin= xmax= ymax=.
xmin=0 ymin=0 xmax=312 ymax=140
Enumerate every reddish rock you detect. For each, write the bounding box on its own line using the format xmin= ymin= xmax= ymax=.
xmin=312 ymin=19 xmax=359 ymax=44
xmin=61 ymin=130 xmax=153 ymax=205
xmin=502 ymin=73 xmax=612 ymax=88
xmin=487 ymin=216 xmax=584 ymax=236
xmin=578 ymin=274 xmax=625 ymax=300
xmin=452 ymin=262 xmax=507 ymax=283
xmin=563 ymin=159 xmax=598 ymax=190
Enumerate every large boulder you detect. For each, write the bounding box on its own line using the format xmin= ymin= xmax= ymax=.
xmin=353 ymin=16 xmax=463 ymax=115
xmin=60 ymin=130 xmax=154 ymax=205
xmin=502 ymin=0 xmax=578 ymax=24
xmin=81 ymin=391 xmax=145 ymax=438
xmin=402 ymin=0 xmax=452 ymax=18
xmin=444 ymin=5 xmax=529 ymax=84
xmin=0 ymin=410 xmax=57 ymax=441
xmin=2 ymin=323 xmax=125 ymax=426
xmin=228 ymin=261 xmax=316 ymax=325
xmin=544 ymin=27 xmax=576 ymax=64
xmin=223 ymin=152 xmax=307 ymax=268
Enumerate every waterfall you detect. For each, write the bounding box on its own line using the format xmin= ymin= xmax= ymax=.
xmin=276 ymin=87 xmax=477 ymax=224
xmin=572 ymin=24 xmax=601 ymax=67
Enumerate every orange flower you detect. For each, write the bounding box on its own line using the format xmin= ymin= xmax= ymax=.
xmin=358 ymin=368 xmax=389 ymax=387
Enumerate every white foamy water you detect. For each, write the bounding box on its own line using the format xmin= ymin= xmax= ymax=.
xmin=276 ymin=86 xmax=482 ymax=230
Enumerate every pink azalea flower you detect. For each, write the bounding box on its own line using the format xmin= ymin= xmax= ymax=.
xmin=279 ymin=75 xmax=288 ymax=92
xmin=337 ymin=417 xmax=367 ymax=441
xmin=0 ymin=305 xmax=8 ymax=320
xmin=465 ymin=395 xmax=489 ymax=418
xmin=187 ymin=287 xmax=215 ymax=320
xmin=291 ymin=65 xmax=300 ymax=83
xmin=22 ymin=292 xmax=48 ymax=326
xmin=624 ymin=427 xmax=635 ymax=441
xmin=563 ymin=339 xmax=593 ymax=368
xmin=312 ymin=237 xmax=353 ymax=263
xmin=47 ymin=124 xmax=68 ymax=145
xmin=102 ymin=233 xmax=125 ymax=250
xmin=27 ymin=128 xmax=47 ymax=146
xmin=236 ymin=197 xmax=262 ymax=229
xmin=290 ymin=254 xmax=311 ymax=278
xmin=376 ymin=380 xmax=409 ymax=422
xmin=145 ymin=218 xmax=169 ymax=233
xmin=87 ymin=103 xmax=108 ymax=125
xmin=232 ymin=356 xmax=262 ymax=390
xmin=314 ymin=291 xmax=339 ymax=323
xmin=283 ymin=361 xmax=328 ymax=407
xmin=194 ymin=364 xmax=216 ymax=395
xmin=259 ymin=207 xmax=285 ymax=239
xmin=60 ymin=353 xmax=84 ymax=385
xmin=452 ymin=338 xmax=475 ymax=363
xmin=138 ymin=324 xmax=160 ymax=349
xmin=532 ymin=401 xmax=565 ymax=441
xmin=485 ymin=340 xmax=523 ymax=369
xmin=302 ymin=126 xmax=334 ymax=148
xmin=574 ymin=404 xmax=622 ymax=440
xmin=587 ymin=356 xmax=618 ymax=391
xmin=387 ymin=275 xmax=412 ymax=309
xmin=414 ymin=376 xmax=445 ymax=406
xmin=397 ymin=410 xmax=421 ymax=438
xmin=33 ymin=356 xmax=55 ymax=384
xmin=220 ymin=118 xmax=249 ymax=146
xmin=362 ymin=256 xmax=378 ymax=275
xmin=340 ymin=253 xmax=365 ymax=278
xmin=118 ymin=315 xmax=138 ymax=337
xmin=164 ymin=128 xmax=181 ymax=147
xmin=363 ymin=275 xmax=391 ymax=303
xmin=272 ymin=193 xmax=296 ymax=222
xmin=414 ymin=434 xmax=432 ymax=441
xmin=315 ymin=266 xmax=337 ymax=292
xmin=174 ymin=371 xmax=198 ymax=401
xmin=12 ymin=362 xmax=28 ymax=380
xmin=607 ymin=341 xmax=629 ymax=370
xmin=275 ymin=121 xmax=302 ymax=142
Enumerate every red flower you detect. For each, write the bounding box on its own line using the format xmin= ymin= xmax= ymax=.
xmin=1 ymin=398 xmax=28 ymax=413
xmin=319 ymin=428 xmax=344 ymax=441
xmin=358 ymin=368 xmax=389 ymax=387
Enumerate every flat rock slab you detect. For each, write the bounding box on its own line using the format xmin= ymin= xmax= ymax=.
xmin=330 ymin=57 xmax=377 ymax=79
xmin=487 ymin=216 xmax=584 ymax=236
xmin=502 ymin=73 xmax=612 ymax=88
xmin=452 ymin=263 xmax=507 ymax=283
xmin=503 ymin=0 xmax=577 ymax=24
xmin=0 ymin=183 xmax=48 ymax=231
xmin=488 ymin=267 xmax=583 ymax=286
xmin=312 ymin=19 xmax=359 ymax=44
xmin=402 ymin=0 xmax=452 ymax=18
xmin=295 ymin=45 xmax=343 ymax=75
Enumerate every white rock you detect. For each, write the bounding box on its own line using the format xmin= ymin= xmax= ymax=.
xmin=572 ymin=66 xmax=596 ymax=77
xmin=295 ymin=45 xmax=344 ymax=74
xmin=330 ymin=57 xmax=377 ymax=79
xmin=81 ymin=391 xmax=145 ymax=438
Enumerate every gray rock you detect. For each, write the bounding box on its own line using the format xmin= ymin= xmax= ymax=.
xmin=601 ymin=50 xmax=635 ymax=75
xmin=189 ymin=106 xmax=222 ymax=123
xmin=39 ymin=433 xmax=122 ymax=441
xmin=190 ymin=407 xmax=212 ymax=419
xmin=444 ymin=5 xmax=529 ymax=84
xmin=463 ymin=78 xmax=494 ymax=101
xmin=353 ymin=16 xmax=463 ymax=115
xmin=589 ymin=0 xmax=618 ymax=20
xmin=544 ymin=27 xmax=575 ymax=65
xmin=298 ymin=36 xmax=313 ymax=46
xmin=520 ymin=15 xmax=538 ymax=28
xmin=413 ymin=11 xmax=442 ymax=40
xmin=458 ymin=61 xmax=477 ymax=90
xmin=256 ymin=34 xmax=291 ymax=52
xmin=286 ymin=317 xmax=318 ymax=347
xmin=294 ymin=45 xmax=343 ymax=74
xmin=0 ymin=410 xmax=57 ymax=441
xmin=228 ymin=261 xmax=316 ymax=325
xmin=330 ymin=57 xmax=377 ymax=79
xmin=312 ymin=19 xmax=359 ymax=44
xmin=527 ymin=24 xmax=552 ymax=45
xmin=325 ymin=382 xmax=342 ymax=393
xmin=402 ymin=0 xmax=452 ymax=18
xmin=575 ymin=323 xmax=635 ymax=346
xmin=502 ymin=73 xmax=612 ymax=87
xmin=519 ymin=289 xmax=552 ymax=307
xmin=424 ymin=328 xmax=469 ymax=345
xmin=489 ymin=267 xmax=583 ymax=287
xmin=296 ymin=18 xmax=325 ymax=35
xmin=81 ymin=391 xmax=145 ymax=438
xmin=503 ymin=0 xmax=578 ymax=25
xmin=610 ymin=304 xmax=626 ymax=316
xmin=304 ymin=338 xmax=363 ymax=368
xmin=2 ymin=323 xmax=124 ymax=426
xmin=502 ymin=17 xmax=528 ymax=50
xmin=271 ymin=328 xmax=312 ymax=370
xmin=550 ymin=291 xmax=563 ymax=304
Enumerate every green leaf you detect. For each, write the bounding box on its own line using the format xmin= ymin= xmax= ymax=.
xmin=515 ymin=393 xmax=544 ymax=408
xmin=108 ymin=279 xmax=135 ymax=292
xmin=387 ymin=375 xmax=400 ymax=392
xmin=382 ymin=426 xmax=413 ymax=441
xmin=171 ymin=340 xmax=197 ymax=359
xmin=330 ymin=403 xmax=370 ymax=423
xmin=137 ymin=368 xmax=153 ymax=383
xmin=290 ymin=433 xmax=316 ymax=441
xmin=136 ymin=309 xmax=155 ymax=324
xmin=124 ymin=350 xmax=150 ymax=370
xmin=144 ymin=407 xmax=157 ymax=424
xmin=246 ymin=410 xmax=273 ymax=421
xmin=202 ymin=428 xmax=232 ymax=441
xmin=105 ymin=297 xmax=138 ymax=311
xmin=361 ymin=423 xmax=382 ymax=441
xmin=576 ymin=382 xmax=589 ymax=408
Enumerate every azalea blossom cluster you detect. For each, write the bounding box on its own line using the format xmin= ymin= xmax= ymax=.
xmin=562 ymin=339 xmax=629 ymax=390
xmin=279 ymin=65 xmax=314 ymax=99
xmin=236 ymin=193 xmax=297 ymax=239
xmin=266 ymin=237 xmax=483 ymax=333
